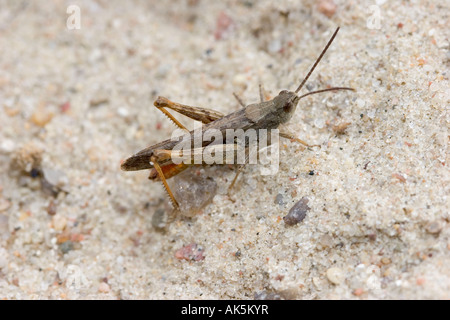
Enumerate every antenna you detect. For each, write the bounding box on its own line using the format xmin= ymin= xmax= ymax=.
xmin=298 ymin=87 xmax=355 ymax=100
xmin=295 ymin=27 xmax=340 ymax=94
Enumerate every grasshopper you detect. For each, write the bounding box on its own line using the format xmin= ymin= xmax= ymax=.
xmin=121 ymin=27 xmax=354 ymax=210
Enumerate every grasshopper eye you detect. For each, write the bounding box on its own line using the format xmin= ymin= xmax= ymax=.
xmin=283 ymin=102 xmax=293 ymax=113
xmin=279 ymin=90 xmax=289 ymax=95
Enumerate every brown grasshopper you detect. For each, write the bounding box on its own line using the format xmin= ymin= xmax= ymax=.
xmin=121 ymin=27 xmax=354 ymax=210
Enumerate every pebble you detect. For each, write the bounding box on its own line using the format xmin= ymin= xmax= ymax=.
xmin=366 ymin=274 xmax=381 ymax=290
xmin=326 ymin=267 xmax=344 ymax=285
xmin=353 ymin=288 xmax=364 ymax=296
xmin=214 ymin=11 xmax=233 ymax=40
xmin=355 ymin=98 xmax=366 ymax=108
xmin=52 ymin=215 xmax=67 ymax=231
xmin=89 ymin=89 xmax=109 ymax=107
xmin=0 ymin=139 xmax=15 ymax=153
xmin=1 ymin=106 xmax=15 ymax=116
xmin=254 ymin=291 xmax=282 ymax=300
xmin=30 ymin=108 xmax=54 ymax=127
xmin=425 ymin=221 xmax=442 ymax=234
xmin=429 ymin=82 xmax=440 ymax=92
xmin=317 ymin=0 xmax=337 ymax=18
xmin=268 ymin=39 xmax=282 ymax=53
xmin=47 ymin=200 xmax=57 ymax=216
xmin=99 ymin=282 xmax=110 ymax=293
xmin=232 ymin=73 xmax=247 ymax=88
xmin=175 ymin=243 xmax=205 ymax=261
xmin=42 ymin=167 xmax=68 ymax=187
xmin=319 ymin=234 xmax=333 ymax=248
xmin=60 ymin=101 xmax=71 ymax=113
xmin=314 ymin=118 xmax=325 ymax=129
xmin=117 ymin=107 xmax=129 ymax=117
xmin=312 ymin=277 xmax=324 ymax=289
xmin=274 ymin=193 xmax=284 ymax=206
xmin=151 ymin=208 xmax=166 ymax=230
xmin=59 ymin=240 xmax=74 ymax=254
xmin=283 ymin=196 xmax=310 ymax=226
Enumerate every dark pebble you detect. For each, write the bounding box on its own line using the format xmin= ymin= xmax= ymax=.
xmin=151 ymin=208 xmax=166 ymax=230
xmin=254 ymin=290 xmax=282 ymax=300
xmin=60 ymin=241 xmax=74 ymax=254
xmin=274 ymin=193 xmax=284 ymax=205
xmin=283 ymin=197 xmax=310 ymax=226
xmin=30 ymin=168 xmax=40 ymax=178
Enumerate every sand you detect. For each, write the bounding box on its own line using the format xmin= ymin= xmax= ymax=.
xmin=0 ymin=0 xmax=448 ymax=299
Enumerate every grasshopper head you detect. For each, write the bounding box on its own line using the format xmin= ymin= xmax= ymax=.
xmin=270 ymin=27 xmax=353 ymax=125
xmin=274 ymin=90 xmax=300 ymax=124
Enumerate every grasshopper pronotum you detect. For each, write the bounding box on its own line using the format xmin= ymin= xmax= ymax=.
xmin=121 ymin=27 xmax=354 ymax=210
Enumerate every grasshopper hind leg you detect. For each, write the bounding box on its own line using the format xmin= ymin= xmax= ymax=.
xmin=150 ymin=155 xmax=180 ymax=210
xmin=154 ymin=96 xmax=224 ymax=125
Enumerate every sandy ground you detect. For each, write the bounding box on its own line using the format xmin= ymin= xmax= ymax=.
xmin=0 ymin=0 xmax=448 ymax=299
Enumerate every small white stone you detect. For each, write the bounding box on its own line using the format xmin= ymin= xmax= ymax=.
xmin=117 ymin=107 xmax=129 ymax=117
xmin=52 ymin=215 xmax=67 ymax=231
xmin=355 ymin=264 xmax=366 ymax=273
xmin=367 ymin=48 xmax=380 ymax=59
xmin=42 ymin=168 xmax=67 ymax=187
xmin=356 ymin=98 xmax=366 ymax=108
xmin=314 ymin=118 xmax=325 ymax=129
xmin=366 ymin=274 xmax=381 ymax=290
xmin=312 ymin=277 xmax=323 ymax=289
xmin=0 ymin=139 xmax=15 ymax=153
xmin=327 ymin=267 xmax=345 ymax=285
xmin=268 ymin=39 xmax=282 ymax=53
xmin=429 ymin=82 xmax=440 ymax=92
xmin=232 ymin=74 xmax=247 ymax=88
